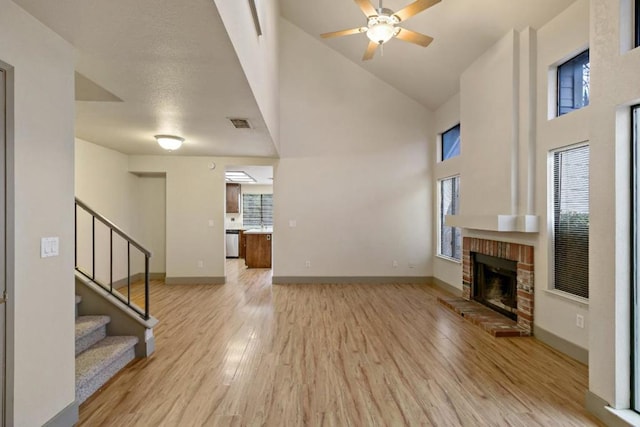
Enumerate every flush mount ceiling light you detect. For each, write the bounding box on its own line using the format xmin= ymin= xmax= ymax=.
xmin=225 ymin=171 xmax=257 ymax=183
xmin=154 ymin=135 xmax=184 ymax=151
xmin=320 ymin=0 xmax=439 ymax=61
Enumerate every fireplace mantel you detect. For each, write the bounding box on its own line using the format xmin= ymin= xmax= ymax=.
xmin=445 ymin=214 xmax=539 ymax=233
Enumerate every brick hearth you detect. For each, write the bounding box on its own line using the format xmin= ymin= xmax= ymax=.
xmin=462 ymin=237 xmax=535 ymax=335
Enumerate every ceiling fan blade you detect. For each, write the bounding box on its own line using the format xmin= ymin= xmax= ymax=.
xmin=395 ymin=28 xmax=434 ymax=47
xmin=321 ymin=27 xmax=367 ymax=39
xmin=354 ymin=0 xmax=378 ymax=17
xmin=363 ymin=41 xmax=379 ymax=61
xmin=394 ymin=0 xmax=441 ymax=22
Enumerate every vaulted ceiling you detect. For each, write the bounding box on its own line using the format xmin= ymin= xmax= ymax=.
xmin=14 ymin=0 xmax=577 ymax=156
xmin=281 ymin=0 xmax=577 ymax=109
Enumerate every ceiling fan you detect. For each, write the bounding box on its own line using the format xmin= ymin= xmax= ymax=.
xmin=321 ymin=0 xmax=440 ymax=61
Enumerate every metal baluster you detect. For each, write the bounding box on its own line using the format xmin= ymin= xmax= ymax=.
xmin=74 ymin=203 xmax=77 ymax=269
xmin=91 ymin=216 xmax=95 ymax=280
xmin=145 ymin=255 xmax=150 ymax=319
xmin=127 ymin=242 xmax=131 ymax=305
xmin=109 ymin=229 xmax=113 ymax=293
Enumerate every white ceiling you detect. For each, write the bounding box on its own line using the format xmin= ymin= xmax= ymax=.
xmin=13 ymin=0 xmax=577 ymax=158
xmin=280 ymin=0 xmax=577 ymax=110
xmin=14 ymin=0 xmax=278 ymax=157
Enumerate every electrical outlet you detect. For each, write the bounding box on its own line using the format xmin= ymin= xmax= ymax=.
xmin=576 ymin=314 xmax=584 ymax=328
xmin=289 ymin=219 xmax=297 ymax=228
xmin=197 ymin=260 xmax=204 ymax=268
xmin=305 ymin=260 xmax=311 ymax=268
xmin=392 ymin=260 xmax=398 ymax=268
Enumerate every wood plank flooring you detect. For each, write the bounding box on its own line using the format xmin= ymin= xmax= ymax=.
xmin=78 ymin=260 xmax=603 ymax=426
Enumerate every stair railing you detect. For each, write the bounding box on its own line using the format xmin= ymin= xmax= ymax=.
xmin=74 ymin=198 xmax=151 ymax=320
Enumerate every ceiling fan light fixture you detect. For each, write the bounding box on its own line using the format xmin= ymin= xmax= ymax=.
xmin=366 ymin=22 xmax=396 ymax=44
xmin=155 ymin=135 xmax=184 ymax=151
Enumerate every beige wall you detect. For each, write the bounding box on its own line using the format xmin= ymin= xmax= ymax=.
xmin=1 ymin=1 xmax=76 ymax=425
xmin=273 ymin=19 xmax=433 ymax=278
xmin=136 ymin=176 xmax=166 ymax=274
xmin=534 ymin=0 xmax=590 ymax=354
xmin=75 ymin=138 xmax=143 ymax=282
xmin=588 ymin=0 xmax=640 ymax=410
xmin=433 ymin=93 xmax=463 ymax=289
xmin=431 ymin=1 xmax=591 ymax=352
xmin=213 ymin=0 xmax=280 ymax=151
xmin=129 ymin=156 xmax=276 ymax=280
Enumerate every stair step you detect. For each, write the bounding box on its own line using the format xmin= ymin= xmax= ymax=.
xmin=75 ymin=316 xmax=110 ymax=356
xmin=76 ymin=336 xmax=138 ymax=404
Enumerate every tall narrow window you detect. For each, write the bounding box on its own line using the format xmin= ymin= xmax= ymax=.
xmin=632 ymin=105 xmax=640 ymax=411
xmin=438 ymin=176 xmax=461 ymax=260
xmin=557 ymin=50 xmax=590 ymax=116
xmin=441 ymin=124 xmax=461 ymax=161
xmin=552 ymin=144 xmax=589 ymax=298
xmin=242 ymin=194 xmax=273 ymax=227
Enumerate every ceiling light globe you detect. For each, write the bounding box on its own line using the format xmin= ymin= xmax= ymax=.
xmin=155 ymin=135 xmax=184 ymax=151
xmin=367 ymin=23 xmax=395 ymax=44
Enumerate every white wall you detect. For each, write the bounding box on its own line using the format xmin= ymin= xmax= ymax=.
xmin=75 ymin=139 xmax=143 ymax=282
xmin=136 ymin=176 xmax=166 ymax=274
xmin=213 ymin=0 xmax=280 ymax=151
xmin=274 ymin=19 xmax=433 ymax=278
xmin=460 ymin=31 xmax=519 ymax=216
xmin=433 ymin=93 xmax=463 ymax=289
xmin=534 ymin=0 xmax=590 ymax=354
xmin=431 ymin=1 xmax=591 ymax=353
xmin=1 ymin=1 xmax=76 ymax=425
xmin=129 ymin=156 xmax=276 ymax=281
xmin=588 ymin=0 xmax=640 ymax=409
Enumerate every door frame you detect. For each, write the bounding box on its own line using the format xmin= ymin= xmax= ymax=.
xmin=0 ymin=59 xmax=15 ymax=427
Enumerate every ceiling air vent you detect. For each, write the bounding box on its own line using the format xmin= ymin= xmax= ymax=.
xmin=229 ymin=118 xmax=252 ymax=129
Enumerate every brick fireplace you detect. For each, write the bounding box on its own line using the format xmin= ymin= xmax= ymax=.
xmin=462 ymin=237 xmax=534 ymax=335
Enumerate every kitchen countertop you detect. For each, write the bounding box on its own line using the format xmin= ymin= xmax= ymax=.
xmin=243 ymin=227 xmax=273 ymax=234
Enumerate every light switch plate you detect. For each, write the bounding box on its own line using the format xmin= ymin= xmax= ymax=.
xmin=289 ymin=220 xmax=297 ymax=228
xmin=41 ymin=237 xmax=59 ymax=258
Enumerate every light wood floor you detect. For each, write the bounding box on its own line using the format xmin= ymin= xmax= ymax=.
xmin=79 ymin=260 xmax=603 ymax=426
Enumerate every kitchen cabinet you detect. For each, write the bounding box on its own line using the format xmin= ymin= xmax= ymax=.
xmin=245 ymin=233 xmax=272 ymax=268
xmin=226 ymin=183 xmax=241 ymax=213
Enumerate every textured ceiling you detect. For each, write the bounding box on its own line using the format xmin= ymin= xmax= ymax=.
xmin=280 ymin=0 xmax=577 ymax=110
xmin=13 ymin=0 xmax=577 ymax=158
xmin=14 ymin=0 xmax=278 ymax=157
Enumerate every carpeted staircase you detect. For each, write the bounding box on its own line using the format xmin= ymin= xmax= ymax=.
xmin=75 ymin=295 xmax=138 ymax=404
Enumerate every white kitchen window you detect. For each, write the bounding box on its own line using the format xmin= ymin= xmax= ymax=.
xmin=243 ymin=194 xmax=273 ymax=227
xmin=438 ymin=176 xmax=461 ymax=261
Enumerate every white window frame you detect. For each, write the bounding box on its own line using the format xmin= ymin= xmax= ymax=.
xmin=437 ymin=174 xmax=461 ymax=263
xmin=546 ymin=141 xmax=590 ymax=303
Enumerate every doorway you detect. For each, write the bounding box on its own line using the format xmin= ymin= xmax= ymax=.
xmin=224 ymin=165 xmax=274 ymax=274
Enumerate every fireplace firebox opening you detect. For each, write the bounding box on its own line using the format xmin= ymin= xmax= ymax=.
xmin=472 ymin=253 xmax=518 ymax=320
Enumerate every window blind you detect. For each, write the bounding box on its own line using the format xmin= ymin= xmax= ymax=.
xmin=242 ymin=194 xmax=273 ymax=227
xmin=553 ymin=145 xmax=589 ymax=298
xmin=439 ymin=176 xmax=461 ymax=260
